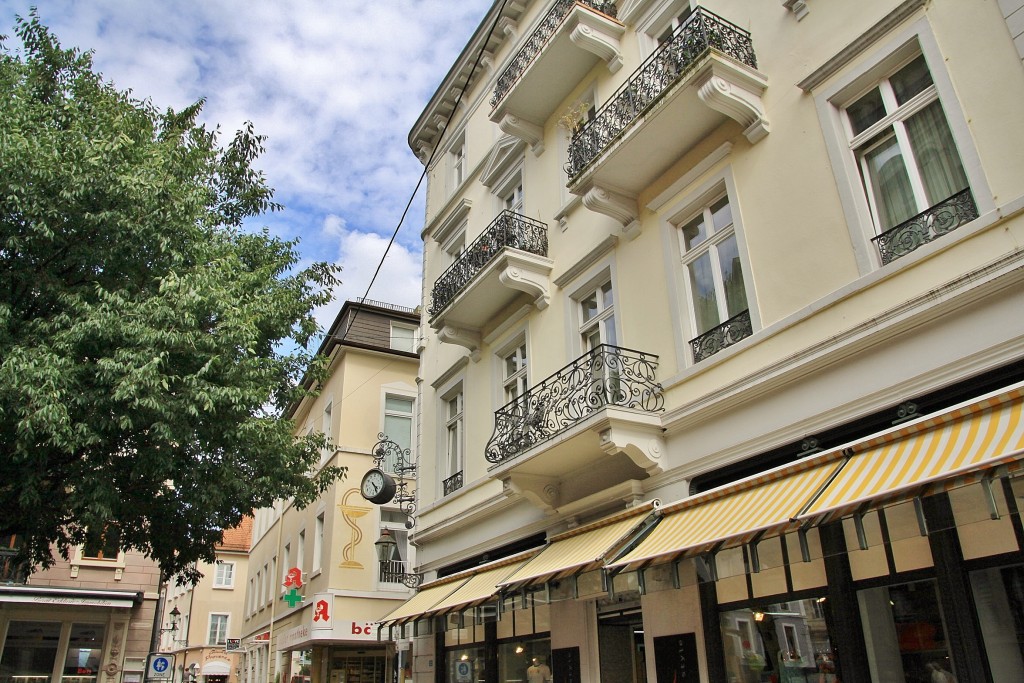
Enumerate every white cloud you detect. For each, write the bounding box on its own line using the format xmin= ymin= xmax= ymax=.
xmin=1 ymin=0 xmax=493 ymax=311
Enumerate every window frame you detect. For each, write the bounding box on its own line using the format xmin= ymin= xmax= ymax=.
xmin=213 ymin=561 xmax=235 ymax=589
xmin=813 ymin=23 xmax=990 ymax=274
xmin=208 ymin=613 xmax=230 ymax=646
xmin=577 ymin=279 xmax=617 ymax=353
xmin=390 ymin=322 xmax=418 ymax=353
xmin=498 ymin=337 xmax=529 ymax=408
xmin=450 ymin=136 xmax=466 ymax=192
xmin=381 ymin=387 xmax=416 ymax=473
xmin=439 ymin=382 xmax=465 ymax=494
xmin=377 ymin=509 xmax=412 ymax=588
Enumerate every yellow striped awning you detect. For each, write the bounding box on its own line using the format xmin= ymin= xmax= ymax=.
xmin=378 ymin=576 xmax=468 ymax=624
xmin=499 ymin=504 xmax=656 ymax=588
xmin=609 ymin=459 xmax=843 ymax=571
xmin=424 ymin=557 xmax=532 ymax=615
xmin=799 ymin=384 xmax=1024 ymax=522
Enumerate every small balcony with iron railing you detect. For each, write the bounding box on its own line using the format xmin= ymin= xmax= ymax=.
xmin=484 ymin=345 xmax=666 ymax=508
xmin=489 ymin=0 xmax=624 ymax=151
xmin=566 ymin=7 xmax=768 ymax=197
xmin=379 ymin=558 xmax=410 ymax=585
xmin=429 ymin=211 xmax=554 ymax=354
xmin=872 ymin=188 xmax=979 ymax=265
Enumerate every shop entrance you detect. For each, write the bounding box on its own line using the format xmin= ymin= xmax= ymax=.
xmin=597 ymin=609 xmax=647 ymax=683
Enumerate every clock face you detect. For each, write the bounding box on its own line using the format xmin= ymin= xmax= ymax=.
xmin=360 ymin=468 xmax=396 ymax=504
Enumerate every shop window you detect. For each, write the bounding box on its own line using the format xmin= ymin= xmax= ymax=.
xmin=971 ymin=564 xmax=1024 ymax=682
xmin=62 ymin=623 xmax=106 ymax=681
xmin=0 ymin=621 xmax=62 ymax=683
xmin=720 ymin=599 xmax=836 ymax=682
xmin=445 ymin=646 xmax=485 ymax=683
xmin=597 ymin=610 xmax=645 ymax=683
xmin=498 ymin=639 xmax=551 ymax=683
xmin=857 ymin=579 xmax=953 ymax=682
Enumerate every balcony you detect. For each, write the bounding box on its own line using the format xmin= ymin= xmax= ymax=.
xmin=872 ymin=188 xmax=978 ymax=265
xmin=442 ymin=470 xmax=464 ymax=496
xmin=489 ymin=0 xmax=625 ymax=152
xmin=485 ymin=345 xmax=665 ymax=508
xmin=689 ymin=308 xmax=752 ymax=363
xmin=429 ymin=211 xmax=553 ymax=354
xmin=566 ymin=8 xmax=768 ymax=213
xmin=379 ymin=559 xmax=410 ymax=584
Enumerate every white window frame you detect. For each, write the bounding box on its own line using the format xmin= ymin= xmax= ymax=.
xmin=213 ymin=561 xmax=235 ymax=589
xmin=381 ymin=388 xmax=416 ymax=473
xmin=577 ymin=278 xmax=617 ymax=353
xmin=208 ymin=613 xmax=229 ymax=646
xmin=297 ymin=530 xmax=305 ymax=576
xmin=499 ymin=338 xmax=529 ymax=407
xmin=494 ymin=167 xmax=525 ymax=216
xmin=814 ymin=22 xmax=990 ymax=275
xmin=390 ymin=322 xmax=418 ymax=353
xmin=661 ymin=168 xmax=758 ymax=368
xmin=451 ymin=136 xmax=466 ymax=192
xmin=378 ymin=509 xmax=412 ymax=589
xmin=627 ymin=0 xmax=695 ymax=55
xmin=313 ymin=512 xmax=325 ymax=573
xmin=321 ymin=399 xmax=333 ymax=441
xmin=439 ymin=382 xmax=465 ymax=493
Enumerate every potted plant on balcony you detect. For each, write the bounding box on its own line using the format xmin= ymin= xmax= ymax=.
xmin=558 ymin=100 xmax=593 ymax=137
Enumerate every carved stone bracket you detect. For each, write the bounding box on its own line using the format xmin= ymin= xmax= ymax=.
xmin=437 ymin=325 xmax=483 ymax=360
xmin=696 ymin=61 xmax=770 ymax=144
xmin=596 ymin=411 xmax=666 ymax=475
xmin=499 ymin=251 xmax=554 ymax=310
xmin=502 ymin=473 xmax=559 ymax=513
xmin=496 ymin=114 xmax=544 ymax=156
xmin=582 ymin=184 xmax=640 ymax=239
xmin=569 ymin=7 xmax=625 ymax=74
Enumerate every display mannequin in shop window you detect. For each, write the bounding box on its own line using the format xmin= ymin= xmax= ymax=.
xmin=526 ymin=656 xmax=551 ymax=683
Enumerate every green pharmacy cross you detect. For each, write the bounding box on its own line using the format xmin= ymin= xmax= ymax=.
xmin=283 ymin=588 xmax=304 ymax=607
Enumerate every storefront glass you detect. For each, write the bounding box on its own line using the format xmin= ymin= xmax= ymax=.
xmin=971 ymin=563 xmax=1024 ymax=682
xmin=327 ymin=653 xmax=385 ymax=683
xmin=61 ymin=623 xmax=107 ymax=682
xmin=720 ymin=599 xmax=835 ymax=683
xmin=857 ymin=579 xmax=953 ymax=682
xmin=0 ymin=621 xmax=63 ymax=683
xmin=497 ymin=638 xmax=550 ymax=683
xmin=445 ymin=646 xmax=484 ymax=683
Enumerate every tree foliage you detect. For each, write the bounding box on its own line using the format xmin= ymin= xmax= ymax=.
xmin=0 ymin=14 xmax=343 ymax=582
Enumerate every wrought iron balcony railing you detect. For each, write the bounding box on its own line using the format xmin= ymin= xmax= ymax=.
xmin=491 ymin=0 xmax=618 ymax=110
xmin=689 ymin=309 xmax=752 ymax=363
xmin=565 ymin=7 xmax=756 ymax=180
xmin=872 ymin=188 xmax=978 ymax=265
xmin=442 ymin=470 xmax=464 ymax=496
xmin=429 ymin=210 xmax=548 ymax=318
xmin=485 ymin=344 xmax=663 ymax=465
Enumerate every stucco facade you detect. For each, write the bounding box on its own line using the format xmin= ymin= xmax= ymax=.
xmin=399 ymin=1 xmax=1024 ymax=682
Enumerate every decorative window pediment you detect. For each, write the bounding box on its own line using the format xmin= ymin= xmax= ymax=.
xmin=480 ymin=135 xmax=527 ymax=189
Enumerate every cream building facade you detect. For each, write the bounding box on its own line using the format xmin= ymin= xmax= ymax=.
xmin=158 ymin=519 xmax=253 ymax=683
xmin=240 ymin=301 xmax=420 ymax=683
xmin=392 ymin=1 xmax=1024 ymax=683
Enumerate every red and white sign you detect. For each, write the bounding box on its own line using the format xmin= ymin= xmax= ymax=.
xmin=312 ymin=593 xmax=332 ymax=631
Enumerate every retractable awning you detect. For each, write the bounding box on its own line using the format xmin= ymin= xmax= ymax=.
xmin=609 ymin=460 xmax=842 ymax=571
xmin=424 ymin=555 xmax=533 ymax=615
xmin=798 ymin=383 xmax=1024 ymax=523
xmin=499 ymin=503 xmax=657 ymax=588
xmin=377 ymin=576 xmax=468 ymax=625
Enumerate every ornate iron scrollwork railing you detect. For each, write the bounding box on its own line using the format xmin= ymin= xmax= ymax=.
xmin=379 ymin=559 xmax=409 ymax=584
xmin=689 ymin=309 xmax=752 ymax=363
xmin=485 ymin=344 xmax=663 ymax=465
xmin=491 ymin=0 xmax=618 ymax=110
xmin=565 ymin=7 xmax=756 ymax=180
xmin=871 ymin=188 xmax=978 ymax=265
xmin=429 ymin=211 xmax=548 ymax=317
xmin=442 ymin=470 xmax=464 ymax=496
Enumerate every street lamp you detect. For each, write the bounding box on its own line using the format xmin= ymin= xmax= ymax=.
xmin=159 ymin=607 xmax=181 ymax=634
xmin=374 ymin=529 xmax=421 ymax=588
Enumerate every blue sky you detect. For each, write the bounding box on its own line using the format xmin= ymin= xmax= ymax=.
xmin=0 ymin=0 xmax=492 ymax=326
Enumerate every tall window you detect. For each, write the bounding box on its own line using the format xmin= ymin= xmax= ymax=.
xmin=208 ymin=614 xmax=229 ymax=646
xmin=844 ymin=54 xmax=968 ymax=233
xmin=678 ymin=195 xmax=749 ymax=341
xmin=502 ymin=343 xmax=528 ymax=405
xmin=313 ymin=513 xmax=325 ymax=572
xmin=451 ymin=140 xmax=466 ymax=189
xmin=444 ymin=390 xmax=464 ymax=481
xmin=213 ymin=562 xmax=235 ymax=589
xmin=391 ymin=323 xmax=417 ymax=353
xmin=297 ymin=530 xmax=305 ymax=573
xmin=383 ymin=394 xmax=415 ymax=472
xmin=579 ymin=281 xmax=616 ymax=351
xmin=502 ymin=177 xmax=524 ymax=214
xmin=82 ymin=526 xmax=120 ymax=560
xmin=657 ymin=5 xmax=693 ymax=44
xmin=378 ymin=510 xmax=411 ymax=585
xmin=321 ymin=400 xmax=333 ymax=442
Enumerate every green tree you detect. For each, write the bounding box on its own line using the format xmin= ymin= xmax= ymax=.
xmin=0 ymin=13 xmax=344 ymax=582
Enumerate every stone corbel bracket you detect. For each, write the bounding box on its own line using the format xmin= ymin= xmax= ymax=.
xmin=437 ymin=325 xmax=483 ymax=361
xmin=497 ymin=114 xmax=545 ymax=156
xmin=582 ymin=184 xmax=641 ymax=240
xmin=502 ymin=473 xmax=559 ymax=513
xmin=696 ymin=59 xmax=770 ymax=144
xmin=499 ymin=251 xmax=554 ymax=311
xmin=569 ymin=6 xmax=626 ymax=74
xmin=596 ymin=410 xmax=665 ymax=475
